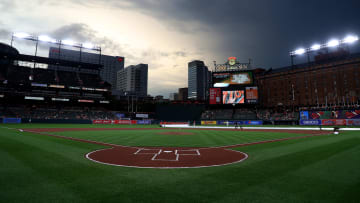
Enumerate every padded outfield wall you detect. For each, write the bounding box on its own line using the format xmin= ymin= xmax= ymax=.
xmin=300 ymin=110 xmax=360 ymax=126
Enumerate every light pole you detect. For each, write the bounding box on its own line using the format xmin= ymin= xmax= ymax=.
xmin=289 ymin=35 xmax=358 ymax=66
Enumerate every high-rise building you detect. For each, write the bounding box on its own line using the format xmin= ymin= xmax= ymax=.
xmin=169 ymin=93 xmax=179 ymax=101
xmin=178 ymin=88 xmax=188 ymax=101
xmin=48 ymin=47 xmax=124 ymax=90
xmin=188 ymin=60 xmax=210 ymax=100
xmin=117 ymin=64 xmax=148 ymax=97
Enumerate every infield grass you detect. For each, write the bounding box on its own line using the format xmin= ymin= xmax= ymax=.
xmin=0 ymin=124 xmax=359 ymax=203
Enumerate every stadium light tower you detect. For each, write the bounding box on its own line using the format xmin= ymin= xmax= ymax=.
xmin=11 ymin=32 xmax=102 ymax=66
xmin=289 ymin=34 xmax=358 ymax=66
xmin=38 ymin=35 xmax=57 ymax=43
xmin=327 ymin=39 xmax=340 ymax=47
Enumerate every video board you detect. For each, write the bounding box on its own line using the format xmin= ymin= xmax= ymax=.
xmin=222 ymin=90 xmax=245 ymax=104
xmin=245 ymin=87 xmax=258 ymax=103
xmin=209 ymin=88 xmax=221 ymax=104
xmin=213 ymin=71 xmax=253 ymax=88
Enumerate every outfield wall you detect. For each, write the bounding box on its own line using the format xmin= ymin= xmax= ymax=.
xmin=300 ymin=110 xmax=360 ymax=120
xmin=200 ymin=119 xmax=359 ymax=126
xmin=92 ymin=119 xmax=152 ymax=125
xmin=300 ymin=119 xmax=360 ymax=126
xmin=201 ymin=120 xmax=263 ymax=125
xmin=22 ymin=118 xmax=92 ymax=124
xmin=3 ymin=118 xmax=21 ymax=124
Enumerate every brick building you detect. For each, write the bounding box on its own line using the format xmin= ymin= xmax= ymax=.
xmin=257 ymin=52 xmax=360 ymax=107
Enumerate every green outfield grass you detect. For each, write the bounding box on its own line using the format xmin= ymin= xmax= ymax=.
xmin=45 ymin=128 xmax=317 ymax=147
xmin=0 ymin=124 xmax=359 ymax=202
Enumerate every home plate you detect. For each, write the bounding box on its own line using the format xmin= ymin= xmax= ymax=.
xmin=152 ymin=150 xmax=178 ymax=161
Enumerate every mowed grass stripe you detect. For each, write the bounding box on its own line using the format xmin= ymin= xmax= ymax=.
xmin=207 ymin=133 xmax=360 ymax=202
xmin=0 ymin=126 xmax=359 ymax=202
xmin=0 ymin=129 xmax=106 ymax=202
xmin=49 ymin=129 xmax=321 ymax=147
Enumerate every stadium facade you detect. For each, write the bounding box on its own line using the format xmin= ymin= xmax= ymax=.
xmin=257 ymin=50 xmax=360 ymax=107
xmin=49 ymin=47 xmax=124 ymax=90
xmin=0 ymin=42 xmax=113 ymax=115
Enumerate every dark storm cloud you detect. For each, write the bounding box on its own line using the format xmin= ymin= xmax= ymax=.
xmin=88 ymin=0 xmax=360 ymax=68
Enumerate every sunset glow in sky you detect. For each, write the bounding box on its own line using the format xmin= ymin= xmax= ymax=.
xmin=1 ymin=0 xmax=359 ymax=96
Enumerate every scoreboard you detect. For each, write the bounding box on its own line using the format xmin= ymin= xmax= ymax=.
xmin=210 ymin=70 xmax=258 ymax=105
xmin=213 ymin=72 xmax=253 ymax=87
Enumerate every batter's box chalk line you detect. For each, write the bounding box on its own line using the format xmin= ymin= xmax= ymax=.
xmin=133 ymin=148 xmax=201 ymax=161
xmin=175 ymin=149 xmax=201 ymax=155
xmin=134 ymin=148 xmax=161 ymax=155
xmin=149 ymin=149 xmax=179 ymax=161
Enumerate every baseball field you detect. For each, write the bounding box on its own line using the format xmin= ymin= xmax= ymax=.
xmin=0 ymin=124 xmax=359 ymax=202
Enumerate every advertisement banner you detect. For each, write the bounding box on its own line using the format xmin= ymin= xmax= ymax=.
xmin=346 ymin=119 xmax=360 ymax=126
xmin=308 ymin=111 xmax=333 ymax=119
xmin=321 ymin=119 xmax=346 ymax=126
xmin=136 ymin=114 xmax=149 ymax=118
xmin=93 ymin=120 xmax=101 ymax=124
xmin=300 ymin=119 xmax=321 ymax=125
xmin=201 ymin=121 xmax=217 ymax=125
xmin=300 ymin=111 xmax=309 ymax=120
xmin=217 ymin=121 xmax=242 ymax=125
xmin=244 ymin=120 xmax=263 ymax=125
xmin=245 ymin=87 xmax=258 ymax=103
xmin=113 ymin=120 xmax=132 ymax=124
xmin=93 ymin=120 xmax=134 ymax=124
xmin=343 ymin=110 xmax=360 ymax=119
xmin=115 ymin=113 xmax=125 ymax=119
xmin=137 ymin=120 xmax=152 ymax=125
xmin=93 ymin=120 xmax=111 ymax=124
xmin=222 ymin=90 xmax=245 ymax=104
xmin=209 ymin=88 xmax=221 ymax=104
xmin=103 ymin=120 xmax=112 ymax=124
xmin=217 ymin=120 xmax=263 ymax=125
xmin=3 ymin=118 xmax=21 ymax=124
xmin=307 ymin=110 xmax=360 ymax=119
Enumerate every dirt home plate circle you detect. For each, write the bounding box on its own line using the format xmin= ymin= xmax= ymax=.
xmin=86 ymin=146 xmax=248 ymax=168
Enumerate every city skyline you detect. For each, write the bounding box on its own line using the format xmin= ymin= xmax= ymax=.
xmin=1 ymin=0 xmax=360 ymax=97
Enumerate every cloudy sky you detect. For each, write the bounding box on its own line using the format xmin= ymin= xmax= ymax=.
xmin=1 ymin=0 xmax=360 ymax=97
